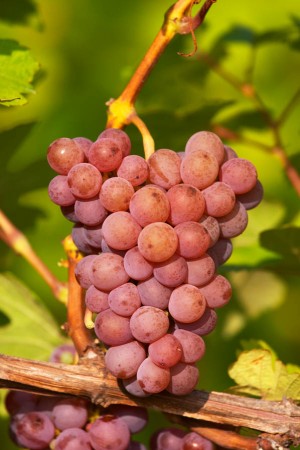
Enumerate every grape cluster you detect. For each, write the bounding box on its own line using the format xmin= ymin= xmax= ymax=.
xmin=47 ymin=128 xmax=263 ymax=396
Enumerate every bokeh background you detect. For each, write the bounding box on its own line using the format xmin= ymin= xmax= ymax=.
xmin=0 ymin=0 xmax=299 ymax=448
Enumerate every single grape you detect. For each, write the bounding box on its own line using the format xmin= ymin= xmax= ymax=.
xmin=49 ymin=344 xmax=77 ymax=364
xmin=83 ymin=225 xmax=103 ymax=248
xmin=99 ymin=127 xmax=131 ymax=157
xmin=60 ymin=204 xmax=78 ymax=223
xmin=130 ymin=306 xmax=169 ymax=343
xmin=185 ymin=254 xmax=215 ymax=287
xmin=10 ymin=411 xmax=55 ymax=450
xmin=101 ymin=211 xmax=142 ymax=250
xmin=74 ymin=197 xmax=108 ymax=226
xmin=88 ymin=415 xmax=131 ymax=450
xmin=175 ymin=307 xmax=218 ymax=336
xmin=199 ymin=215 xmax=220 ymax=247
xmin=91 ymin=253 xmax=129 ymax=291
xmin=181 ymin=431 xmax=215 ymax=450
xmin=137 ymin=276 xmax=172 ymax=309
xmin=75 ymin=255 xmax=98 ymax=289
xmin=148 ymin=334 xmax=182 ymax=368
xmin=223 ymin=144 xmax=238 ymax=162
xmin=217 ymin=201 xmax=248 ymax=238
xmin=137 ymin=357 xmax=170 ymax=394
xmin=207 ymin=238 xmax=233 ymax=267
xmin=147 ymin=149 xmax=182 ymax=189
xmin=169 ymin=284 xmax=206 ymax=323
xmin=100 ymin=177 xmax=134 ymax=212
xmin=219 ymin=158 xmax=257 ymax=194
xmin=138 ymin=222 xmax=178 ymax=263
xmin=150 ymin=427 xmax=186 ymax=450
xmin=174 ymin=221 xmax=210 ymax=259
xmin=52 ymin=398 xmax=89 ymax=430
xmin=203 ymin=181 xmax=236 ymax=217
xmin=153 ymin=254 xmax=188 ymax=288
xmin=173 ymin=329 xmax=206 ymax=363
xmin=117 ymin=155 xmax=149 ymax=186
xmin=122 ymin=376 xmax=150 ymax=398
xmin=71 ymin=224 xmax=97 ymax=254
xmin=129 ymin=185 xmax=170 ymax=227
xmin=47 ymin=137 xmax=84 ymax=175
xmin=88 ymin=137 xmax=123 ymax=172
xmin=124 ymin=246 xmax=154 ymax=281
xmin=48 ymin=175 xmax=76 ymax=206
xmin=101 ymin=238 xmax=126 ymax=256
xmin=200 ymin=275 xmax=232 ymax=308
xmin=94 ymin=309 xmax=133 ymax=346
xmin=53 ymin=428 xmax=92 ymax=450
xmin=166 ymin=184 xmax=205 ymax=226
xmin=85 ymin=285 xmax=109 ymax=313
xmin=5 ymin=391 xmax=38 ymax=415
xmin=108 ymin=282 xmax=141 ymax=316
xmin=237 ymin=179 xmax=264 ymax=210
xmin=166 ymin=362 xmax=199 ymax=395
xmin=105 ymin=340 xmax=146 ymax=379
xmin=67 ymin=163 xmax=102 ymax=199
xmin=180 ymin=150 xmax=219 ymax=189
xmin=73 ymin=136 xmax=93 ymax=158
xmin=185 ymin=130 xmax=225 ymax=165
xmin=105 ymin=404 xmax=148 ymax=434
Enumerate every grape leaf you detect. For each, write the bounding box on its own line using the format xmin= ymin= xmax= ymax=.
xmin=0 ymin=0 xmax=37 ymax=25
xmin=0 ymin=273 xmax=64 ymax=360
xmin=228 ymin=347 xmax=300 ymax=401
xmin=0 ymin=39 xmax=40 ymax=106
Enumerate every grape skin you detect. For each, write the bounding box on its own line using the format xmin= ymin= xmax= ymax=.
xmin=173 ymin=329 xmax=206 ymax=364
xmin=203 ymin=181 xmax=236 ymax=217
xmin=124 ymin=246 xmax=154 ymax=281
xmin=94 ymin=309 xmax=133 ymax=346
xmin=175 ymin=307 xmax=218 ymax=336
xmin=53 ymin=428 xmax=91 ymax=450
xmin=108 ymin=282 xmax=141 ymax=316
xmin=166 ymin=184 xmax=205 ymax=226
xmin=153 ymin=254 xmax=188 ymax=288
xmin=129 ymin=185 xmax=170 ymax=227
xmin=148 ymin=334 xmax=183 ymax=368
xmin=75 ymin=254 xmax=98 ymax=289
xmin=10 ymin=411 xmax=55 ymax=450
xmin=130 ymin=306 xmax=169 ymax=343
xmin=168 ymin=284 xmax=206 ymax=324
xmin=166 ymin=362 xmax=199 ymax=395
xmin=136 ymin=357 xmax=171 ymax=394
xmin=88 ymin=416 xmax=131 ymax=450
xmin=147 ymin=149 xmax=182 ymax=189
xmin=88 ymin=137 xmax=123 ymax=172
xmin=180 ymin=150 xmax=219 ymax=189
xmin=67 ymin=163 xmax=102 ymax=199
xmin=117 ymin=155 xmax=149 ymax=186
xmin=207 ymin=238 xmax=233 ymax=267
xmin=91 ymin=253 xmax=129 ymax=291
xmin=47 ymin=137 xmax=85 ymax=175
xmin=101 ymin=211 xmax=142 ymax=250
xmin=74 ymin=197 xmax=108 ymax=226
xmin=174 ymin=221 xmax=211 ymax=259
xmin=150 ymin=428 xmax=186 ymax=450
xmin=199 ymin=215 xmax=220 ymax=247
xmin=185 ymin=130 xmax=225 ymax=165
xmin=219 ymin=157 xmax=257 ymax=194
xmin=137 ymin=276 xmax=172 ymax=309
xmin=182 ymin=431 xmax=215 ymax=450
xmin=200 ymin=274 xmax=232 ymax=308
xmin=185 ymin=254 xmax=215 ymax=287
xmin=106 ymin=404 xmax=148 ymax=434
xmin=105 ymin=340 xmax=146 ymax=379
xmin=218 ymin=201 xmax=248 ymax=238
xmin=138 ymin=222 xmax=178 ymax=263
xmin=52 ymin=398 xmax=88 ymax=430
xmin=85 ymin=285 xmax=109 ymax=313
xmin=100 ymin=176 xmax=134 ymax=212
xmin=99 ymin=127 xmax=131 ymax=157
xmin=48 ymin=175 xmax=76 ymax=207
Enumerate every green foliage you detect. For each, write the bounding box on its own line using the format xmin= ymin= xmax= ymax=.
xmin=228 ymin=340 xmax=300 ymax=401
xmin=0 ymin=273 xmax=64 ymax=360
xmin=0 ymin=40 xmax=39 ymax=106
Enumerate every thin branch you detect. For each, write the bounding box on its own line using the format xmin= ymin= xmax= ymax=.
xmin=276 ymin=88 xmax=300 ymax=126
xmin=0 ymin=209 xmax=67 ymax=303
xmin=129 ymin=114 xmax=155 ymax=160
xmin=178 ymin=0 xmax=218 ymax=35
xmin=0 ymin=354 xmax=300 ymax=439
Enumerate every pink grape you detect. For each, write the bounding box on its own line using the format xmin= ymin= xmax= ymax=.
xmin=73 ymin=136 xmax=93 ymax=158
xmin=94 ymin=309 xmax=133 ymax=346
xmin=52 ymin=398 xmax=88 ymax=430
xmin=67 ymin=163 xmax=102 ymax=199
xmin=83 ymin=225 xmax=103 ymax=248
xmin=148 ymin=334 xmax=182 ymax=368
xmin=169 ymin=284 xmax=206 ymax=323
xmin=88 ymin=416 xmax=131 ymax=450
xmin=75 ymin=255 xmax=97 ymax=289
xmin=60 ymin=204 xmax=78 ymax=223
xmin=138 ymin=222 xmax=178 ymax=263
xmin=117 ymin=155 xmax=149 ymax=186
xmin=207 ymin=238 xmax=233 ymax=266
xmin=199 ymin=215 xmax=220 ymax=247
xmin=137 ymin=276 xmax=172 ymax=309
xmin=153 ymin=254 xmax=188 ymax=288
xmin=175 ymin=307 xmax=218 ymax=335
xmin=180 ymin=150 xmax=219 ymax=189
xmin=88 ymin=137 xmax=123 ymax=172
xmin=122 ymin=376 xmax=150 ymax=398
xmin=147 ymin=149 xmax=182 ymax=189
xmin=130 ymin=306 xmax=169 ymax=343
xmin=218 ymin=201 xmax=248 ymax=238
xmin=129 ymin=185 xmax=170 ymax=227
xmin=99 ymin=127 xmax=131 ymax=157
xmin=49 ymin=344 xmax=76 ymax=364
xmin=200 ymin=274 xmax=232 ymax=308
xmin=48 ymin=175 xmax=76 ymax=206
xmin=71 ymin=224 xmax=96 ymax=254
xmin=108 ymin=282 xmax=141 ymax=316
xmin=174 ymin=221 xmax=210 ymax=259
xmin=203 ymin=181 xmax=236 ymax=217
xmin=101 ymin=238 xmax=126 ymax=256
xmin=47 ymin=137 xmax=84 ymax=175
xmin=173 ymin=329 xmax=206 ymax=363
xmin=101 ymin=211 xmax=142 ymax=250
xmin=53 ymin=428 xmax=91 ymax=450
xmin=223 ymin=144 xmax=238 ymax=162
xmin=74 ymin=197 xmax=108 ymax=226
xmin=105 ymin=341 xmax=146 ymax=379
xmin=85 ymin=285 xmax=109 ymax=313
xmin=100 ymin=177 xmax=134 ymax=212
xmin=166 ymin=184 xmax=205 ymax=226
xmin=137 ymin=357 xmax=170 ymax=394
xmin=10 ymin=411 xmax=55 ymax=450
xmin=106 ymin=404 xmax=148 ymax=434
xmin=167 ymin=362 xmax=199 ymax=395
xmin=219 ymin=158 xmax=257 ymax=194
xmin=91 ymin=253 xmax=129 ymax=291
xmin=182 ymin=431 xmax=215 ymax=450
xmin=185 ymin=130 xmax=225 ymax=165
xmin=124 ymin=246 xmax=154 ymax=280
xmin=237 ymin=179 xmax=264 ymax=210
xmin=185 ymin=254 xmax=215 ymax=287
xmin=150 ymin=428 xmax=186 ymax=450
xmin=5 ymin=391 xmax=38 ymax=415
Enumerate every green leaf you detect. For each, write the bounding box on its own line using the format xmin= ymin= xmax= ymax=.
xmin=228 ymin=347 xmax=300 ymax=401
xmin=0 ymin=272 xmax=64 ymax=360
xmin=0 ymin=39 xmax=40 ymax=106
xmin=0 ymin=0 xmax=37 ymax=26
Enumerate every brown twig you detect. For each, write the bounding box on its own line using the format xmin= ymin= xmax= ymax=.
xmin=0 ymin=353 xmax=300 ymax=443
xmin=0 ymin=209 xmax=67 ymax=303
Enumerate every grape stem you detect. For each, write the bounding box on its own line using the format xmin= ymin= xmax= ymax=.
xmin=0 ymin=209 xmax=67 ymax=303
xmin=106 ymin=0 xmax=217 ymax=158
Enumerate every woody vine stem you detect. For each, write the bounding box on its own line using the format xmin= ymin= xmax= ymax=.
xmin=0 ymin=1 xmax=300 ymax=449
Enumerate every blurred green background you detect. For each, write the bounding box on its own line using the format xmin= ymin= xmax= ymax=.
xmin=0 ymin=0 xmax=299 ymax=448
